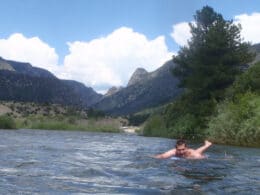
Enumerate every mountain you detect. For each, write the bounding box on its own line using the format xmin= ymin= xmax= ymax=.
xmin=62 ymin=80 xmax=102 ymax=106
xmin=251 ymin=43 xmax=260 ymax=64
xmin=127 ymin=68 xmax=148 ymax=86
xmin=104 ymin=86 xmax=124 ymax=97
xmin=2 ymin=42 xmax=259 ymax=116
xmin=0 ymin=57 xmax=102 ymax=107
xmin=95 ymin=43 xmax=260 ymax=116
xmin=0 ymin=58 xmax=15 ymax=71
xmin=93 ymin=60 xmax=182 ymax=115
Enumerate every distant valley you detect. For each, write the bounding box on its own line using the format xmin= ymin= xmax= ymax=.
xmin=93 ymin=60 xmax=182 ymax=115
xmin=0 ymin=56 xmax=182 ymax=115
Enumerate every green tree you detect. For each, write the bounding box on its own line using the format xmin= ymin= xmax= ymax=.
xmin=173 ymin=6 xmax=255 ymax=101
xmin=228 ymin=61 xmax=260 ymax=97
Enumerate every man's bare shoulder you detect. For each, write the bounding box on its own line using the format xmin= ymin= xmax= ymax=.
xmin=187 ymin=148 xmax=196 ymax=153
xmin=153 ymin=148 xmax=176 ymax=159
xmin=168 ymin=148 xmax=177 ymax=154
xmin=186 ymin=148 xmax=206 ymax=159
xmin=185 ymin=148 xmax=196 ymax=156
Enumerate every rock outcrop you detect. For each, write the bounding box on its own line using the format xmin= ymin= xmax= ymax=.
xmin=105 ymin=86 xmax=124 ymax=97
xmin=127 ymin=68 xmax=148 ymax=86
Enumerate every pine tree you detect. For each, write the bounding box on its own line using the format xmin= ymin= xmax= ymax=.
xmin=173 ymin=6 xmax=255 ymax=101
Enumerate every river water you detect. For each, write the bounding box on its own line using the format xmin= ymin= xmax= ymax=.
xmin=0 ymin=129 xmax=259 ymax=194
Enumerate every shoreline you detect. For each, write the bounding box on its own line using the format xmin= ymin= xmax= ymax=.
xmin=120 ymin=126 xmax=140 ymax=134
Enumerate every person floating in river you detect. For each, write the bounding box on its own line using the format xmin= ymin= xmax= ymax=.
xmin=153 ymin=139 xmax=212 ymax=159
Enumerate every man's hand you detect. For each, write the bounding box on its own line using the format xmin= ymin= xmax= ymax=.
xmin=204 ymin=140 xmax=212 ymax=147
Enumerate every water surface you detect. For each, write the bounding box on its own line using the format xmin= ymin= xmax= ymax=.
xmin=0 ymin=129 xmax=259 ymax=194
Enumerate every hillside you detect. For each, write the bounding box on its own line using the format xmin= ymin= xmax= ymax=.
xmin=0 ymin=100 xmax=124 ymax=132
xmin=0 ymin=57 xmax=102 ymax=107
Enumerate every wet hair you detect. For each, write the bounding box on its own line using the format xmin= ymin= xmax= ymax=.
xmin=175 ymin=139 xmax=186 ymax=148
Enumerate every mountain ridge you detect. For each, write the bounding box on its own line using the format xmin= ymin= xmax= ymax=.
xmin=0 ymin=57 xmax=102 ymax=107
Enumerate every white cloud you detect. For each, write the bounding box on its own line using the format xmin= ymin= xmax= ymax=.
xmin=171 ymin=13 xmax=260 ymax=47
xmin=0 ymin=29 xmax=173 ymax=94
xmin=61 ymin=27 xmax=173 ymax=92
xmin=234 ymin=12 xmax=260 ymax=44
xmin=0 ymin=33 xmax=59 ymax=72
xmin=171 ymin=22 xmax=192 ymax=47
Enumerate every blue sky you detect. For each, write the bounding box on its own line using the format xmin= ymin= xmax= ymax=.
xmin=0 ymin=0 xmax=259 ymax=93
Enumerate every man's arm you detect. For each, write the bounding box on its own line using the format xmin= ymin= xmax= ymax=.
xmin=195 ymin=140 xmax=212 ymax=154
xmin=153 ymin=149 xmax=176 ymax=159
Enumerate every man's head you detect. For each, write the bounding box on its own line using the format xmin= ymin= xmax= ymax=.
xmin=175 ymin=139 xmax=187 ymax=157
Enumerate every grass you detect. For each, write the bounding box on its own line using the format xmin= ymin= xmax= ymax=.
xmin=15 ymin=115 xmax=121 ymax=133
xmin=0 ymin=101 xmax=122 ymax=133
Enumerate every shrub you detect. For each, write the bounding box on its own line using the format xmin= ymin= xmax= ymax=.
xmin=207 ymin=92 xmax=260 ymax=147
xmin=227 ymin=61 xmax=260 ymax=98
xmin=167 ymin=113 xmax=204 ymax=140
xmin=143 ymin=115 xmax=168 ymax=137
xmin=0 ymin=115 xmax=16 ymax=129
xmin=87 ymin=108 xmax=105 ymax=119
xmin=127 ymin=113 xmax=150 ymax=126
xmin=162 ymin=94 xmax=216 ymax=140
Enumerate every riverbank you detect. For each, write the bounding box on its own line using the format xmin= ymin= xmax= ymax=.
xmin=120 ymin=126 xmax=140 ymax=134
xmin=0 ymin=101 xmax=126 ymax=133
xmin=142 ymin=62 xmax=260 ymax=147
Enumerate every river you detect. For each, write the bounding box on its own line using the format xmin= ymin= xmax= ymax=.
xmin=0 ymin=129 xmax=259 ymax=194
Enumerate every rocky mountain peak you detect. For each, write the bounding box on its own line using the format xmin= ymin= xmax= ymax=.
xmin=105 ymin=86 xmax=124 ymax=97
xmin=127 ymin=68 xmax=148 ymax=87
xmin=0 ymin=57 xmax=15 ymax=71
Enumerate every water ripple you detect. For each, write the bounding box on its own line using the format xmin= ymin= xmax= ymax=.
xmin=0 ymin=129 xmax=259 ymax=194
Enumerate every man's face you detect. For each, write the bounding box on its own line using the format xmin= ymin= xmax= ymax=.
xmin=176 ymin=144 xmax=187 ymax=157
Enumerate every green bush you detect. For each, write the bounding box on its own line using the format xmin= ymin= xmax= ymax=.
xmin=207 ymin=92 xmax=260 ymax=147
xmin=127 ymin=113 xmax=150 ymax=126
xmin=227 ymin=62 xmax=260 ymax=98
xmin=87 ymin=108 xmax=105 ymax=119
xmin=167 ymin=114 xmax=204 ymax=140
xmin=0 ymin=115 xmax=16 ymax=129
xmin=143 ymin=115 xmax=168 ymax=137
xmin=162 ymin=94 xmax=216 ymax=140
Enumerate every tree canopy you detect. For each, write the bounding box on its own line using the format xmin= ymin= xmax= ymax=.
xmin=173 ymin=6 xmax=255 ymax=101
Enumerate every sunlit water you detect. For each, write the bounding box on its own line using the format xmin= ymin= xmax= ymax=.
xmin=0 ymin=129 xmax=259 ymax=194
